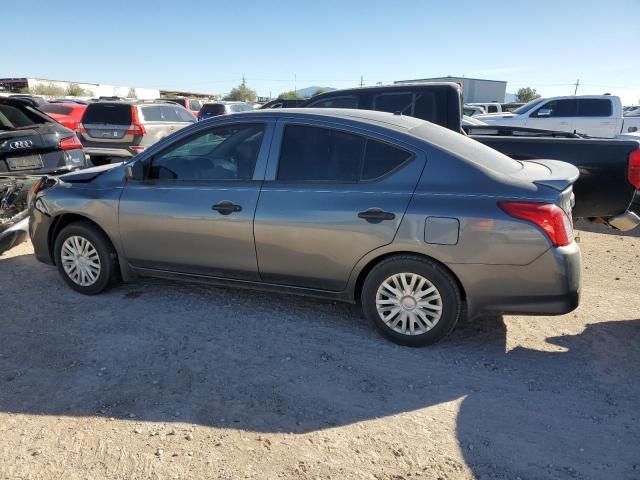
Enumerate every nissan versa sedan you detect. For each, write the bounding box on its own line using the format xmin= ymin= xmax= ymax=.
xmin=28 ymin=109 xmax=582 ymax=346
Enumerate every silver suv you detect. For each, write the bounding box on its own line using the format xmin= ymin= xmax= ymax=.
xmin=77 ymin=100 xmax=196 ymax=165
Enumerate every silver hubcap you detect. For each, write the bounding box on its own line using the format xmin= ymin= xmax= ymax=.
xmin=376 ymin=273 xmax=443 ymax=336
xmin=61 ymin=236 xmax=101 ymax=286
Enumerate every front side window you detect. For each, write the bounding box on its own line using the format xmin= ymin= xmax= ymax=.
xmin=374 ymin=92 xmax=413 ymax=115
xmin=487 ymin=105 xmax=499 ymax=113
xmin=277 ymin=125 xmax=412 ymax=182
xmin=532 ymin=99 xmax=577 ymax=118
xmin=148 ymin=123 xmax=265 ymax=181
xmin=306 ymin=95 xmax=358 ymax=109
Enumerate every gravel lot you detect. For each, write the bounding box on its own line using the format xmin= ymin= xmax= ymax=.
xmin=0 ymin=223 xmax=638 ymax=480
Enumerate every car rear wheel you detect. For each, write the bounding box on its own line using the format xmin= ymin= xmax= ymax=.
xmin=54 ymin=222 xmax=119 ymax=295
xmin=361 ymin=255 xmax=462 ymax=346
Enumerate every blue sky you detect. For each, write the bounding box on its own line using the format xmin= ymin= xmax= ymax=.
xmin=2 ymin=0 xmax=639 ymax=103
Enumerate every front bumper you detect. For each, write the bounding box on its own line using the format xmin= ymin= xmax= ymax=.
xmin=0 ymin=215 xmax=29 ymax=255
xmin=450 ymin=242 xmax=582 ymax=318
xmin=29 ymin=207 xmax=55 ymax=265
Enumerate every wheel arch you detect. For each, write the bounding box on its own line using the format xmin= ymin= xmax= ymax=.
xmin=351 ymin=250 xmax=467 ymax=305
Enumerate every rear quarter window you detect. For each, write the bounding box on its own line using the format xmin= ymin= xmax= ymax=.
xmin=83 ymin=103 xmax=132 ymax=125
xmin=0 ymin=104 xmax=47 ymax=128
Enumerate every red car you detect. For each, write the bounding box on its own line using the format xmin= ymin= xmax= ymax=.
xmin=40 ymin=102 xmax=87 ymax=131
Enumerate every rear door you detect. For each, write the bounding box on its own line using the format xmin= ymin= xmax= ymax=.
xmin=576 ymin=98 xmax=614 ymax=137
xmin=119 ymin=120 xmax=273 ymax=279
xmin=526 ymin=99 xmax=577 ymax=133
xmin=254 ymin=120 xmax=425 ymax=291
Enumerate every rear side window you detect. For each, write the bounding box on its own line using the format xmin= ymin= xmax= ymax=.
xmin=413 ymin=92 xmax=439 ymax=123
xmin=305 ymin=95 xmax=358 ymax=109
xmin=175 ymin=107 xmax=196 ymax=122
xmin=277 ymin=125 xmax=412 ymax=182
xmin=40 ymin=104 xmax=73 ymax=115
xmin=0 ymin=104 xmax=46 ymax=128
xmin=229 ymin=104 xmax=252 ymax=112
xmin=362 ymin=140 xmax=412 ymax=180
xmin=374 ymin=92 xmax=413 ymax=115
xmin=83 ymin=103 xmax=132 ymax=125
xmin=487 ymin=105 xmax=499 ymax=113
xmin=577 ymin=99 xmax=612 ymax=117
xmin=278 ymin=125 xmax=364 ymax=182
xmin=188 ymin=99 xmax=201 ymax=111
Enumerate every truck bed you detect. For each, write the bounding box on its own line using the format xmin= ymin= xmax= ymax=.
xmin=466 ymin=127 xmax=639 ymax=219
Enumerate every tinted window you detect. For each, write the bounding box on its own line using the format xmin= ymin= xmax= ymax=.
xmin=533 ymin=99 xmax=577 ymax=117
xmin=362 ymin=140 xmax=412 ymax=180
xmin=413 ymin=92 xmax=438 ymax=123
xmin=201 ymin=104 xmax=226 ymax=115
xmin=278 ymin=125 xmax=364 ymax=182
xmin=40 ymin=104 xmax=73 ymax=115
xmin=487 ymin=105 xmax=499 ymax=113
xmin=148 ymin=123 xmax=265 ymax=181
xmin=374 ymin=92 xmax=413 ymax=114
xmin=577 ymin=99 xmax=612 ymax=117
xmin=83 ymin=103 xmax=132 ymax=125
xmin=513 ymin=99 xmax=545 ymax=115
xmin=306 ymin=95 xmax=358 ymax=109
xmin=0 ymin=104 xmax=45 ymax=128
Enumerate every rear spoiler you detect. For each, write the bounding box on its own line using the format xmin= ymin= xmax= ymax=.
xmin=528 ymin=159 xmax=580 ymax=192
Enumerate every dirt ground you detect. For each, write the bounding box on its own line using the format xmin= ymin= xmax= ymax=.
xmin=0 ymin=222 xmax=638 ymax=480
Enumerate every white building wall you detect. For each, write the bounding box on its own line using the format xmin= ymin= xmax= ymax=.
xmin=27 ymin=78 xmax=159 ymax=99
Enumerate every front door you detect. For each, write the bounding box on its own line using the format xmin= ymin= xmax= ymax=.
xmin=254 ymin=121 xmax=425 ymax=291
xmin=118 ymin=121 xmax=271 ymax=280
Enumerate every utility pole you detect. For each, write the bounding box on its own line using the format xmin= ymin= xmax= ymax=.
xmin=574 ymin=79 xmax=580 ymax=95
xmin=360 ymin=75 xmax=364 ymax=87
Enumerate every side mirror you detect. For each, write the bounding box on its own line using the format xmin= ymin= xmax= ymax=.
xmin=535 ymin=109 xmax=552 ymax=117
xmin=125 ymin=161 xmax=145 ymax=181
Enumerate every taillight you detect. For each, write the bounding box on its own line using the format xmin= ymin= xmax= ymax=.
xmin=59 ymin=135 xmax=83 ymax=150
xmin=498 ymin=201 xmax=573 ymax=247
xmin=130 ymin=146 xmax=146 ymax=152
xmin=126 ymin=106 xmax=146 ymax=135
xmin=628 ymin=149 xmax=640 ymax=189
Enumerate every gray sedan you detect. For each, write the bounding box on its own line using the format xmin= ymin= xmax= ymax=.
xmin=29 ymin=109 xmax=582 ymax=346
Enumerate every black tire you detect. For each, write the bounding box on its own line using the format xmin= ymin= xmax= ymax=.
xmin=53 ymin=221 xmax=120 ymax=295
xmin=361 ymin=255 xmax=462 ymax=347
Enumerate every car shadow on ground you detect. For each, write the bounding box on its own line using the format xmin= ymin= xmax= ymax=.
xmin=1 ymin=251 xmax=639 ymax=478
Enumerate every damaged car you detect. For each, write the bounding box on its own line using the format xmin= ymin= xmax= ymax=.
xmin=0 ymin=97 xmax=87 ymax=254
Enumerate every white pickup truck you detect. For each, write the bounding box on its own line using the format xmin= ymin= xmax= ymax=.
xmin=475 ymin=95 xmax=640 ymax=138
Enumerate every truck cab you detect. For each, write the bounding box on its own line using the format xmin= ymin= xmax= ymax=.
xmin=476 ymin=95 xmax=640 ymax=137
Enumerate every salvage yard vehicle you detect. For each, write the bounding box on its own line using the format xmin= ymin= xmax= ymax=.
xmin=161 ymin=97 xmax=204 ymax=117
xmin=302 ymin=85 xmax=640 ymax=230
xmin=198 ymin=102 xmax=254 ymax=120
xmin=0 ymin=97 xmax=86 ymax=253
xmin=77 ymin=100 xmax=196 ymax=165
xmin=475 ymin=95 xmax=640 ymax=137
xmin=29 ymin=109 xmax=582 ymax=346
xmin=40 ymin=102 xmax=87 ymax=131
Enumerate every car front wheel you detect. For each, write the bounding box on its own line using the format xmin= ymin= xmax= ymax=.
xmin=54 ymin=222 xmax=119 ymax=295
xmin=361 ymin=255 xmax=462 ymax=346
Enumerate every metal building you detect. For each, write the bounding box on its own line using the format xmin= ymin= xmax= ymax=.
xmin=395 ymin=76 xmax=507 ymax=103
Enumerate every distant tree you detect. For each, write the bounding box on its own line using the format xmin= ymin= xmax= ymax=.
xmin=311 ymin=88 xmax=329 ymax=97
xmin=223 ymin=77 xmax=257 ymax=102
xmin=515 ymin=87 xmax=541 ymax=103
xmin=28 ymin=82 xmax=66 ymax=97
xmin=278 ymin=90 xmax=303 ymax=100
xmin=127 ymin=88 xmax=138 ymax=99
xmin=66 ymin=83 xmax=93 ymax=97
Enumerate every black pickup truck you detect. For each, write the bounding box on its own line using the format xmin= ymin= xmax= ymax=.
xmin=299 ymin=84 xmax=640 ymax=230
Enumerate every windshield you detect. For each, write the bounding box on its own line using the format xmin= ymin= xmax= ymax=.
xmin=513 ymin=99 xmax=545 ymax=115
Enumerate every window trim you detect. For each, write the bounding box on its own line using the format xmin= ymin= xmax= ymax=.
xmin=141 ymin=121 xmax=269 ymax=183
xmin=271 ymin=122 xmax=415 ymax=185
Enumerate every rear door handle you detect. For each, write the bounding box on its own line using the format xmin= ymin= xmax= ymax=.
xmin=358 ymin=208 xmax=396 ymax=223
xmin=212 ymin=201 xmax=242 ymax=215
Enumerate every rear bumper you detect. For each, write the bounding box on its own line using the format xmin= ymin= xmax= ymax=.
xmin=0 ymin=215 xmax=29 ymax=255
xmin=84 ymin=147 xmax=134 ymax=158
xmin=450 ymin=242 xmax=582 ymax=317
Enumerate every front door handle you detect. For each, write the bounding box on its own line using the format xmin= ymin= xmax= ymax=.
xmin=212 ymin=201 xmax=242 ymax=215
xmin=358 ymin=208 xmax=396 ymax=223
